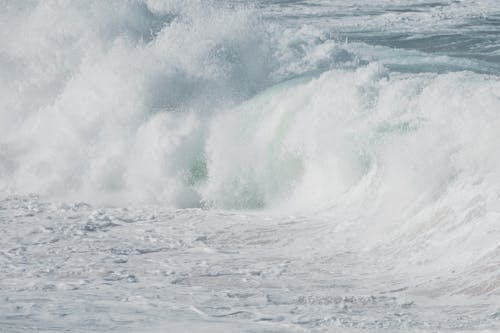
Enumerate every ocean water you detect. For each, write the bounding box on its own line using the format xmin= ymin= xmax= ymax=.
xmin=1 ymin=0 xmax=500 ymax=332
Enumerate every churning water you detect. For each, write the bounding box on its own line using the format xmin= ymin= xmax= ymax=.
xmin=2 ymin=0 xmax=500 ymax=332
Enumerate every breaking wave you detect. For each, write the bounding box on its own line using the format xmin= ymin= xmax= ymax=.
xmin=1 ymin=0 xmax=500 ymax=236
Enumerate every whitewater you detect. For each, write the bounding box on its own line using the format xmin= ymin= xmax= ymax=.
xmin=2 ymin=0 xmax=500 ymax=332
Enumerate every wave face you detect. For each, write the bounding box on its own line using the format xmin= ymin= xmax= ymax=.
xmin=0 ymin=0 xmax=499 ymax=211
xmin=3 ymin=0 xmax=500 ymax=212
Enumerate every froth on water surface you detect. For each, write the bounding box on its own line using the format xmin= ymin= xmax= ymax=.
xmin=2 ymin=195 xmax=500 ymax=332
